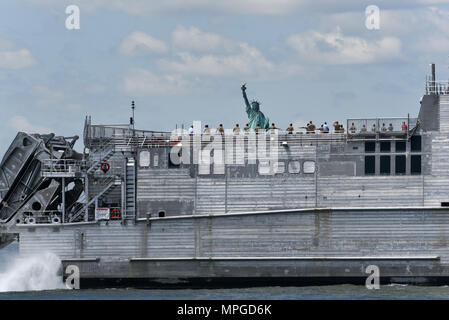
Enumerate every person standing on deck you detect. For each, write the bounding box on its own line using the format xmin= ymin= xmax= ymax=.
xmin=349 ymin=123 xmax=357 ymax=133
xmin=216 ymin=124 xmax=224 ymax=135
xmin=402 ymin=122 xmax=407 ymax=131
xmin=269 ymin=123 xmax=279 ymax=133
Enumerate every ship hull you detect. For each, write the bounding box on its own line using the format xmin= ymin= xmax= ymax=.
xmin=13 ymin=206 xmax=449 ymax=288
xmin=61 ymin=259 xmax=445 ymax=289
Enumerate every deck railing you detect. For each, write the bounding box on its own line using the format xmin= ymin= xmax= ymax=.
xmin=426 ymin=80 xmax=449 ymax=95
xmin=41 ymin=159 xmax=87 ymax=175
xmin=346 ymin=117 xmax=417 ymax=135
xmin=84 ymin=119 xmax=419 ymax=151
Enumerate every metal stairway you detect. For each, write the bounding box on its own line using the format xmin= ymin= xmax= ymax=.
xmin=87 ymin=147 xmax=115 ymax=174
xmin=124 ymin=158 xmax=136 ymax=220
xmin=68 ymin=175 xmax=121 ymax=222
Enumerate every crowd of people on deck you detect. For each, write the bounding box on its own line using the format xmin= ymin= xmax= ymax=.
xmin=187 ymin=121 xmax=408 ymax=135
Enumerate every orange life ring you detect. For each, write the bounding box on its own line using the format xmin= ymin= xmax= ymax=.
xmin=110 ymin=208 xmax=120 ymax=219
xmin=100 ymin=162 xmax=110 ymax=173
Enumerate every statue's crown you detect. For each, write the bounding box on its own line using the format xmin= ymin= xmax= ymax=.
xmin=251 ymin=100 xmax=260 ymax=105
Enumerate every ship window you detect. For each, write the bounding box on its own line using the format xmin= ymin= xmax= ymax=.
xmin=380 ymin=141 xmax=391 ymax=152
xmin=139 ymin=150 xmax=150 ymax=167
xmin=411 ymin=155 xmax=421 ymax=174
xmin=158 ymin=210 xmax=165 ymax=218
xmin=303 ymin=161 xmax=316 ymax=174
xmin=288 ymin=161 xmax=300 ymax=174
xmin=153 ymin=154 xmax=159 ymax=167
xmin=365 ymin=156 xmax=375 ymax=175
xmin=396 ymin=141 xmax=406 ymax=152
xmin=380 ymin=156 xmax=391 ymax=175
xmin=365 ymin=141 xmax=375 ymax=153
xmin=411 ymin=136 xmax=421 ymax=152
xmin=395 ymin=155 xmax=406 ymax=175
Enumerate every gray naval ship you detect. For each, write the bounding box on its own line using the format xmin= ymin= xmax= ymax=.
xmin=1 ymin=64 xmax=449 ymax=288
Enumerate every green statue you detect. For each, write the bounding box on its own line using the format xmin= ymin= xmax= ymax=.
xmin=241 ymin=83 xmax=269 ymax=130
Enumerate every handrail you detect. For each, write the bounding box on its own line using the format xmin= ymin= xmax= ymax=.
xmin=346 ymin=117 xmax=417 ymax=135
xmin=41 ymin=159 xmax=87 ymax=174
xmin=426 ymin=80 xmax=449 ymax=95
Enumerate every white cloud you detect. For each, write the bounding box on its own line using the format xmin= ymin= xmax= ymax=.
xmin=415 ymin=7 xmax=449 ymax=52
xmin=119 ymin=31 xmax=168 ymax=55
xmin=123 ymin=68 xmax=187 ymax=95
xmin=159 ymin=43 xmax=273 ymax=77
xmin=9 ymin=116 xmax=51 ymax=133
xmin=286 ymin=28 xmax=402 ymax=65
xmin=172 ymin=25 xmax=232 ymax=52
xmin=0 ymin=49 xmax=35 ymax=69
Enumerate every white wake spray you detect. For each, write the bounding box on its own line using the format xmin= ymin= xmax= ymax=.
xmin=0 ymin=252 xmax=66 ymax=292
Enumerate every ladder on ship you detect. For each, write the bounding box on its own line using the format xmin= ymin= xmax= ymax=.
xmin=124 ymin=158 xmax=136 ymax=220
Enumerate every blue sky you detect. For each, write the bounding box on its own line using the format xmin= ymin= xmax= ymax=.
xmin=1 ymin=0 xmax=449 ymax=154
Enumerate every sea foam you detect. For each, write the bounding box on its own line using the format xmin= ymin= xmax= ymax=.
xmin=0 ymin=252 xmax=66 ymax=292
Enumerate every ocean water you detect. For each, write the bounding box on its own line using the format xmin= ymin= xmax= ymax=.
xmin=1 ymin=242 xmax=449 ymax=300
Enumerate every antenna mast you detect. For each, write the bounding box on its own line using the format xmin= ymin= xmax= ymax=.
xmin=131 ymin=100 xmax=135 ymax=133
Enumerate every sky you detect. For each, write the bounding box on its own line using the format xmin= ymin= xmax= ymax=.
xmin=1 ymin=0 xmax=449 ymax=155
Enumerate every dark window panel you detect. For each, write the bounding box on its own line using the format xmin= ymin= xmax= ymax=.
xmin=365 ymin=156 xmax=375 ymax=175
xmin=411 ymin=136 xmax=421 ymax=152
xmin=396 ymin=141 xmax=406 ymax=152
xmin=411 ymin=155 xmax=421 ymax=174
xmin=365 ymin=141 xmax=375 ymax=153
xmin=380 ymin=155 xmax=391 ymax=175
xmin=380 ymin=141 xmax=391 ymax=152
xmin=395 ymin=155 xmax=406 ymax=175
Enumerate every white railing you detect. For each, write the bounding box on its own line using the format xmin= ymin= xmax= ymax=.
xmin=426 ymin=80 xmax=449 ymax=95
xmin=346 ymin=117 xmax=417 ymax=135
xmin=41 ymin=159 xmax=87 ymax=174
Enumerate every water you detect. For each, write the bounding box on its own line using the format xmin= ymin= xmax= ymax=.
xmin=1 ymin=284 xmax=449 ymax=300
xmin=1 ymin=242 xmax=449 ymax=299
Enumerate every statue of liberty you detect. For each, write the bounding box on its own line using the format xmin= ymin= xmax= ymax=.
xmin=241 ymin=83 xmax=269 ymax=130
